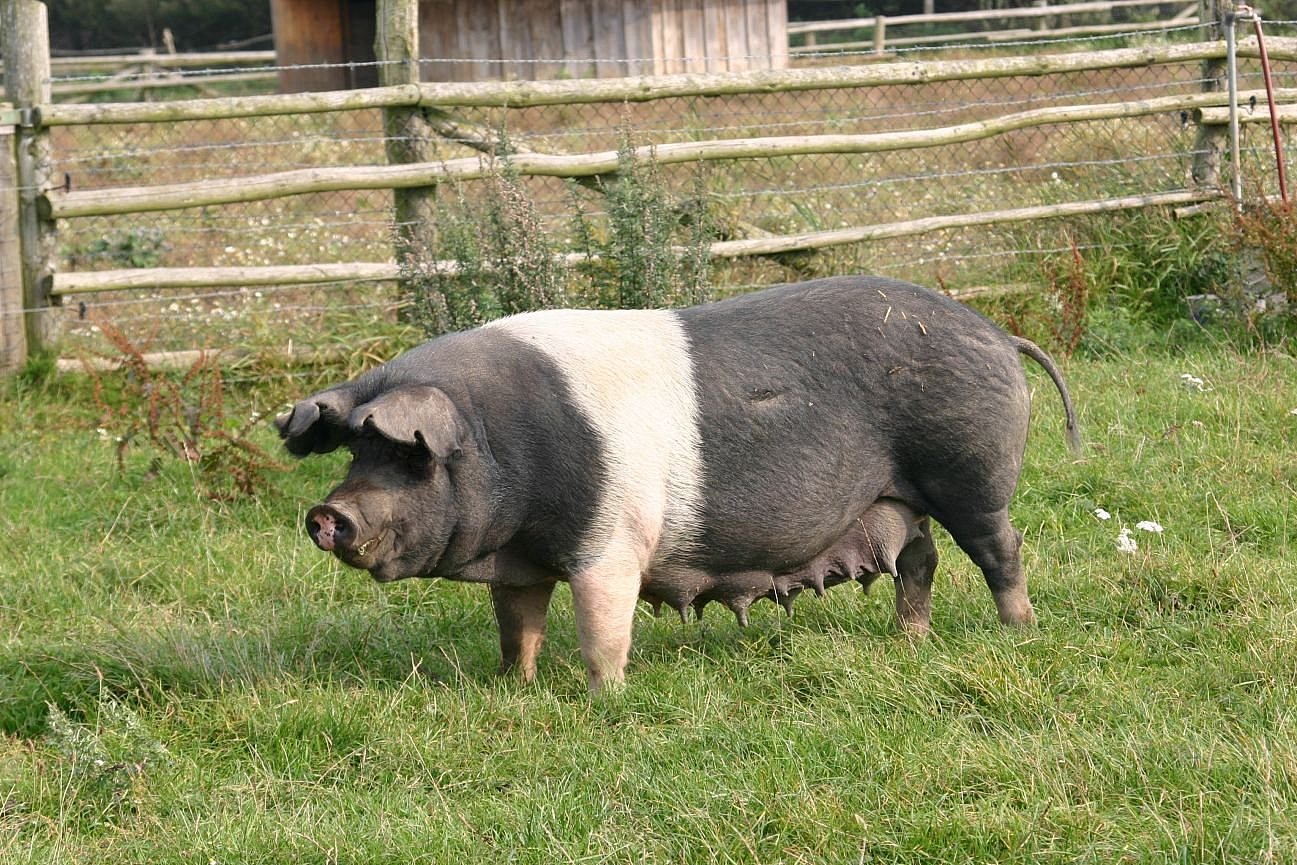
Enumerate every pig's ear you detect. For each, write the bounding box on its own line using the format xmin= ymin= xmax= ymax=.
xmin=275 ymin=389 xmax=356 ymax=456
xmin=348 ymin=385 xmax=466 ymax=463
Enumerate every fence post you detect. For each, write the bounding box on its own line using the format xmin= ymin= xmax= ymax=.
xmin=1191 ymin=0 xmax=1229 ymax=190
xmin=376 ymin=0 xmax=439 ymax=303
xmin=1033 ymin=0 xmax=1050 ymax=32
xmin=0 ymin=116 xmax=25 ymax=373
xmin=1 ymin=0 xmax=56 ymax=365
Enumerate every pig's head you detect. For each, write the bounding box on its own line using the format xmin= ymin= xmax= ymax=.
xmin=276 ymin=384 xmax=469 ymax=582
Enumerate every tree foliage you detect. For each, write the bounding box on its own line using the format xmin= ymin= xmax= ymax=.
xmin=48 ymin=0 xmax=271 ymax=52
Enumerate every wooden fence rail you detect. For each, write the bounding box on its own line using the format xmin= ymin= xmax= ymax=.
xmin=44 ymin=50 xmax=276 ymax=72
xmin=49 ymin=190 xmax=1221 ymax=297
xmin=788 ymin=0 xmax=1199 ymax=53
xmin=1 ymin=49 xmax=278 ymax=99
xmin=37 ymin=37 xmax=1297 ymax=127
xmin=41 ymin=87 xmax=1295 ymax=220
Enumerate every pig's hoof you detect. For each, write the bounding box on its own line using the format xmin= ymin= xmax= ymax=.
xmin=898 ymin=618 xmax=932 ymax=639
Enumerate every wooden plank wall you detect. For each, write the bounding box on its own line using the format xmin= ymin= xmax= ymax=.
xmin=652 ymin=0 xmax=789 ymax=74
xmin=271 ymin=0 xmax=351 ymax=91
xmin=416 ymin=0 xmax=787 ymax=81
xmin=273 ymin=0 xmax=788 ymax=88
xmin=559 ymin=0 xmax=597 ymax=79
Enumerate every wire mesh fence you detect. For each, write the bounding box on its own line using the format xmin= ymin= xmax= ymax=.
xmin=31 ymin=21 xmax=1297 ymax=364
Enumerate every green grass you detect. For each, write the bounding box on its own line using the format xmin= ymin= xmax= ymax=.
xmin=1 ymin=343 xmax=1295 ymax=863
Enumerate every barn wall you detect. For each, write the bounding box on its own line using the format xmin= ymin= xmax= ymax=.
xmin=651 ymin=0 xmax=789 ymax=74
xmin=346 ymin=0 xmax=379 ymax=88
xmin=271 ymin=0 xmax=351 ymax=91
xmin=275 ymin=0 xmax=788 ymax=89
xmin=418 ymin=0 xmax=786 ymax=81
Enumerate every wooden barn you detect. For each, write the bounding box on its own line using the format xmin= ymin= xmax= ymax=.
xmin=270 ymin=0 xmax=789 ymax=91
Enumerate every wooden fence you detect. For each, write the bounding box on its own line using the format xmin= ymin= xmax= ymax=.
xmin=38 ymin=39 xmax=1274 ymax=292
xmin=1 ymin=45 xmax=277 ymax=99
xmin=788 ymin=0 xmax=1201 ymax=53
xmin=3 ymin=0 xmax=1296 ymax=371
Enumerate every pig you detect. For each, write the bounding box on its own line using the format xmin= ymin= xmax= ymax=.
xmin=277 ymin=275 xmax=1079 ymax=693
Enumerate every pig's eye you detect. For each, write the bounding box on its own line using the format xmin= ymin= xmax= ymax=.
xmin=348 ymin=435 xmax=432 ymax=473
xmin=396 ymin=443 xmax=434 ymax=472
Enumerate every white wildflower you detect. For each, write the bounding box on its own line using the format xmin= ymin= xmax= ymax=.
xmin=1180 ymin=373 xmax=1210 ymax=391
xmin=1135 ymin=520 xmax=1164 ymax=533
xmin=1116 ymin=528 xmax=1138 ymax=554
xmin=1093 ymin=508 xmax=1111 ymax=521
xmin=1290 ymin=408 xmax=1297 ymax=416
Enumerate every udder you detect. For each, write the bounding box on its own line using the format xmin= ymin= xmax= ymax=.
xmin=640 ymin=499 xmax=924 ymax=624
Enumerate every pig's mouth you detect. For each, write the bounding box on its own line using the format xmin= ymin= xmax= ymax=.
xmin=333 ymin=529 xmax=396 ymax=577
xmin=353 ymin=530 xmax=387 ymax=559
xmin=338 ymin=529 xmax=384 ymax=569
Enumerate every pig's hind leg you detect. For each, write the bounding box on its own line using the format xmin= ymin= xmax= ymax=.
xmin=894 ymin=518 xmax=938 ymax=634
xmin=940 ymin=508 xmax=1036 ymax=627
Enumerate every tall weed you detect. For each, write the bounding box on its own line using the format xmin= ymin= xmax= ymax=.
xmin=979 ymin=210 xmax=1240 ymax=356
xmin=1233 ymin=197 xmax=1297 ymax=304
xmin=42 ymin=697 xmax=173 ymax=826
xmin=570 ymin=139 xmax=713 ymax=310
xmin=408 ymin=134 xmax=713 ymax=337
xmin=999 ymin=233 xmax=1091 ymax=358
xmin=413 ymin=160 xmax=564 ymax=336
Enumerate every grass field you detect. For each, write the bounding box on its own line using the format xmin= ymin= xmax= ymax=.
xmin=1 ymin=339 xmax=1295 ymax=863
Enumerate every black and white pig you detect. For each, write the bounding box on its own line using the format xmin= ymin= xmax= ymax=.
xmin=277 ymin=275 xmax=1079 ymax=693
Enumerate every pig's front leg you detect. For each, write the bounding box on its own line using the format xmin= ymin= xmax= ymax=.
xmin=490 ymin=581 xmax=556 ymax=683
xmin=569 ymin=546 xmax=643 ymax=696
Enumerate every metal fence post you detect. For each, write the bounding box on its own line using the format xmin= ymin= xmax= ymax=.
xmin=1225 ymin=9 xmax=1243 ymax=204
xmin=376 ymin=0 xmax=439 ymax=307
xmin=1 ymin=0 xmax=56 ymax=365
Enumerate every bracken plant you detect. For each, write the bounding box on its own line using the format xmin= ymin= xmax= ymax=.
xmin=85 ymin=321 xmax=285 ymax=499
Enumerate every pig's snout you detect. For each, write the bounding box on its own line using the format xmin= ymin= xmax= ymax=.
xmin=306 ymin=504 xmax=355 ymax=553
